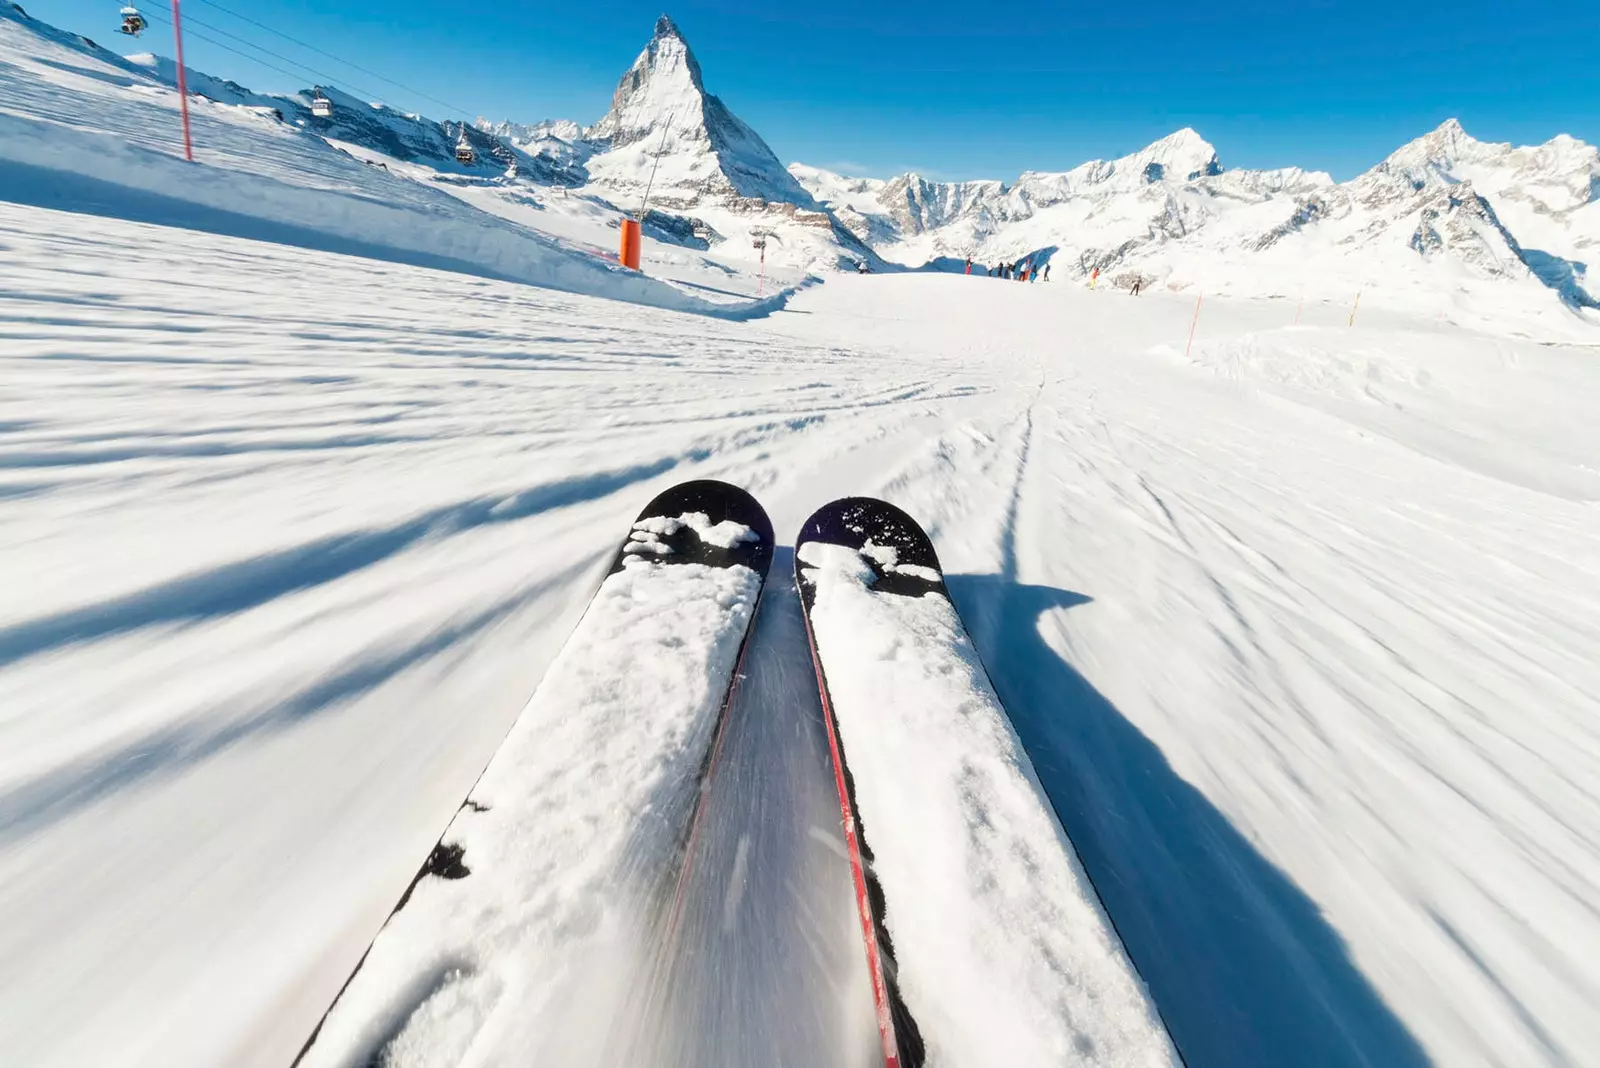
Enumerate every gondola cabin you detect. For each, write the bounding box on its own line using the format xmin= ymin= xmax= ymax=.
xmin=454 ymin=139 xmax=475 ymax=165
xmin=311 ymin=94 xmax=334 ymax=119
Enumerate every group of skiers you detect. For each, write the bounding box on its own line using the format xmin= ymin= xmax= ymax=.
xmin=966 ymin=256 xmax=1050 ymax=282
xmin=942 ymin=255 xmax=1147 ymax=295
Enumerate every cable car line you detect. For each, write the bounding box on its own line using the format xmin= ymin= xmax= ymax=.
xmin=129 ymin=2 xmax=490 ymax=163
xmin=189 ymin=0 xmax=476 ymax=120
xmin=165 ymin=7 xmax=391 ymax=105
xmin=138 ymin=5 xmax=335 ymax=92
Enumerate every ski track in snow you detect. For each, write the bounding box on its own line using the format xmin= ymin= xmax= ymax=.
xmin=2 ymin=182 xmax=1600 ymax=1068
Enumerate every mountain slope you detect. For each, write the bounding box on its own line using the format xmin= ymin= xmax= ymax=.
xmin=0 ymin=1 xmax=782 ymax=316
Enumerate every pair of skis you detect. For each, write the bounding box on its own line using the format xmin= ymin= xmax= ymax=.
xmin=296 ymin=480 xmax=1179 ymax=1068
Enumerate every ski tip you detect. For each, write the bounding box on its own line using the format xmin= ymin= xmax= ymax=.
xmin=618 ymin=479 xmax=775 ymax=577
xmin=795 ymin=497 xmax=943 ymax=575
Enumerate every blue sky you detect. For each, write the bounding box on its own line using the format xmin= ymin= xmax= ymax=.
xmin=30 ymin=0 xmax=1600 ymax=180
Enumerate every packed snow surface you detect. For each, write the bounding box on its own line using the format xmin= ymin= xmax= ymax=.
xmin=799 ymin=540 xmax=1181 ymax=1065
xmin=5 ymin=194 xmax=1598 ymax=1068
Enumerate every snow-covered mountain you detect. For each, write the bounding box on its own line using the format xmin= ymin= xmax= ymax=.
xmin=471 ymin=17 xmax=874 ymax=273
xmin=474 ymin=117 xmax=590 ymax=176
xmin=791 ymin=122 xmax=1598 ymax=314
xmin=581 ymin=15 xmax=817 ymax=211
xmin=111 ymin=53 xmax=566 ymax=182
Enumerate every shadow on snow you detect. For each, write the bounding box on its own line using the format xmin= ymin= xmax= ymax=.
xmin=945 ymin=572 xmax=1432 ymax=1068
xmin=0 ymin=455 xmax=689 ymax=669
xmin=0 ymin=159 xmax=535 ymax=288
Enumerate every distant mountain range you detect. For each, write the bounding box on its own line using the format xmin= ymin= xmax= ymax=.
xmin=505 ymin=15 xmax=1596 ymax=312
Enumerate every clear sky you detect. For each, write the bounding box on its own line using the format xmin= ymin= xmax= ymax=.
xmin=28 ymin=0 xmax=1600 ymax=180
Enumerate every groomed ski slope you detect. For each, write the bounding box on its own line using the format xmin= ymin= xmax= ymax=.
xmin=2 ymin=195 xmax=1599 ymax=1068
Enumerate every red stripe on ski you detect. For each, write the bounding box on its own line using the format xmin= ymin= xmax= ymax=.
xmin=803 ymin=623 xmax=901 ymax=1068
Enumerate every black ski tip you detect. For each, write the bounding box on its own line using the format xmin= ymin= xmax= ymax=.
xmin=611 ymin=479 xmax=775 ymax=577
xmin=795 ymin=496 xmax=943 ymax=573
xmin=794 ymin=496 xmax=945 ymax=601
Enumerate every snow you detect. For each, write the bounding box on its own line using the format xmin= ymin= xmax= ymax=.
xmin=629 ymin=512 xmax=761 ymax=551
xmin=3 ymin=4 xmax=1600 ymax=1068
xmin=797 ymin=121 xmax=1599 ymax=325
xmin=583 ymin=15 xmax=819 ymax=211
xmin=299 ymin=539 xmax=763 ymax=1067
xmin=798 ymin=540 xmax=1182 ymax=1065
xmin=0 ymin=2 xmax=795 ymax=318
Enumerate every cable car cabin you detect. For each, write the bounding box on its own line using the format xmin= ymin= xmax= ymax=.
xmin=311 ymin=95 xmax=334 ymax=119
xmin=692 ymin=226 xmax=712 ymax=240
xmin=454 ymin=141 xmax=476 ymax=165
xmin=119 ymin=6 xmax=146 ymax=35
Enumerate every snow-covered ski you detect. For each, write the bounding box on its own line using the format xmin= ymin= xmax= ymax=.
xmin=296 ymin=479 xmax=774 ymax=1068
xmin=795 ymin=498 xmax=1184 ymax=1067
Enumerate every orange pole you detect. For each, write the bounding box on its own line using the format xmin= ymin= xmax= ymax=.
xmin=619 ymin=218 xmax=642 ymax=271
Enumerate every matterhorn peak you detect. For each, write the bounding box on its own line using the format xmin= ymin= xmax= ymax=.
xmin=587 ymin=13 xmax=707 ymax=148
xmin=582 ymin=15 xmax=817 ymax=208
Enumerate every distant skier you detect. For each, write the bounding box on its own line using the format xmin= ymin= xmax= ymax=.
xmin=1131 ymin=277 xmax=1143 ymax=296
xmin=1090 ymin=266 xmax=1101 ymax=290
xmin=857 ymin=260 xmax=869 ymax=275
xmin=964 ymin=256 xmax=973 ymax=275
xmin=1042 ymin=264 xmax=1051 ymax=282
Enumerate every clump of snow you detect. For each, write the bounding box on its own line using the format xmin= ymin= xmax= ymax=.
xmin=628 ymin=511 xmax=759 ymax=551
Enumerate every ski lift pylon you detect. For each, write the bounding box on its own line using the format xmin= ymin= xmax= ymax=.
xmin=119 ymin=5 xmax=147 ymax=35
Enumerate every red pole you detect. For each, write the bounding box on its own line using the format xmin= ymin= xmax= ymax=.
xmin=1185 ymin=294 xmax=1203 ymax=358
xmin=170 ymin=0 xmax=194 ymax=161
